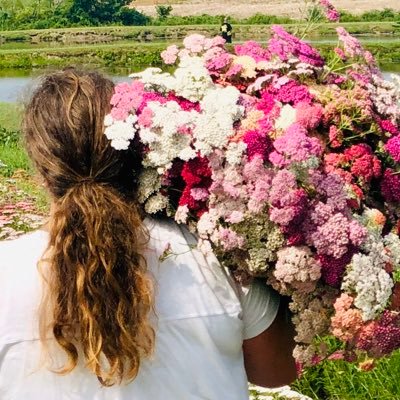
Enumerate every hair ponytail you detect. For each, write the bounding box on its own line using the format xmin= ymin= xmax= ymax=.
xmin=42 ymin=182 xmax=153 ymax=385
xmin=23 ymin=70 xmax=154 ymax=385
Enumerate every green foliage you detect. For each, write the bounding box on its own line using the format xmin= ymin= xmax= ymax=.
xmin=241 ymin=13 xmax=294 ymax=25
xmin=0 ymin=3 xmax=400 ymax=30
xmin=0 ymin=127 xmax=19 ymax=146
xmin=0 ymin=0 xmax=150 ymax=29
xmin=156 ymin=5 xmax=173 ymax=20
xmin=293 ymin=350 xmax=400 ymax=400
xmin=339 ymin=8 xmax=400 ymax=23
xmin=0 ymin=144 xmax=30 ymax=177
xmin=117 ymin=7 xmax=150 ymax=26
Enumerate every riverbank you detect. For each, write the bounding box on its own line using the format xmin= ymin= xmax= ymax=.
xmin=1 ymin=22 xmax=399 ymax=45
xmin=1 ymin=39 xmax=399 ymax=70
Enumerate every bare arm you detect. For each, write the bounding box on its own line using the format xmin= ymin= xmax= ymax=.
xmin=243 ymin=299 xmax=297 ymax=388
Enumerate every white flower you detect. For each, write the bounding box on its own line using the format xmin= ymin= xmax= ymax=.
xmin=175 ymin=205 xmax=190 ymax=224
xmin=384 ymin=232 xmax=400 ymax=269
xmin=233 ymin=55 xmax=257 ymax=79
xmin=137 ymin=168 xmax=162 ymax=203
xmin=129 ymin=68 xmax=176 ymax=93
xmin=140 ymin=101 xmax=197 ymax=170
xmin=342 ymin=238 xmax=394 ymax=321
xmin=144 ymin=192 xmax=169 ymax=214
xmin=225 ymin=142 xmax=247 ymax=165
xmin=275 ymin=104 xmax=297 ymax=131
xmin=104 ymin=114 xmax=138 ymax=150
xmin=173 ymin=56 xmax=214 ymax=102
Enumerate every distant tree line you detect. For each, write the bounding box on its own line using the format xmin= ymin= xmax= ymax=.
xmin=0 ymin=0 xmax=149 ymax=30
xmin=0 ymin=1 xmax=399 ymax=31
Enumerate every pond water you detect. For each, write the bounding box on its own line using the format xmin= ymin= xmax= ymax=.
xmin=0 ymin=69 xmax=135 ymax=102
xmin=0 ymin=66 xmax=399 ymax=103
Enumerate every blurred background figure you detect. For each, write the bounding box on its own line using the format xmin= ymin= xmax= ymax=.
xmin=220 ymin=16 xmax=233 ymax=43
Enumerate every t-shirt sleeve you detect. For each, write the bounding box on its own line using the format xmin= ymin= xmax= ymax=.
xmin=240 ymin=279 xmax=280 ymax=340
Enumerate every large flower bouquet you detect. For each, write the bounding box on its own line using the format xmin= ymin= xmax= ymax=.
xmin=104 ymin=7 xmax=400 ymax=367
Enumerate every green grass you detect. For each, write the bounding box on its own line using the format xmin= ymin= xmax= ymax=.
xmin=0 ymin=102 xmax=22 ymax=131
xmin=293 ymin=350 xmax=400 ymax=399
xmin=0 ymin=144 xmax=31 ymax=177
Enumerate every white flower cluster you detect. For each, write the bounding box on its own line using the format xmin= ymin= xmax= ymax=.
xmin=129 ymin=67 xmax=176 ymax=94
xmin=104 ymin=114 xmax=138 ymax=150
xmin=130 ymin=57 xmax=213 ymax=103
xmin=137 ymin=168 xmax=162 ymax=203
xmin=144 ymin=192 xmax=169 ymax=214
xmin=275 ymin=104 xmax=297 ymax=132
xmin=368 ymin=74 xmax=400 ymax=123
xmin=342 ymin=238 xmax=394 ymax=321
xmin=193 ymin=86 xmax=244 ymax=156
xmin=174 ymin=56 xmax=214 ymax=102
xmin=384 ymin=232 xmax=400 ymax=270
xmin=139 ymin=101 xmax=197 ymax=172
xmin=225 ymin=142 xmax=247 ymax=166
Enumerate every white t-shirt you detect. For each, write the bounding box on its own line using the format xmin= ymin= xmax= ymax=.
xmin=0 ymin=218 xmax=279 ymax=400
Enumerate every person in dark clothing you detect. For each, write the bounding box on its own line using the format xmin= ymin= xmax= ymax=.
xmin=220 ymin=17 xmax=233 ymax=43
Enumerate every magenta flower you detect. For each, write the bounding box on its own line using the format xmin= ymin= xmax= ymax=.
xmin=381 ymin=169 xmax=400 ymax=203
xmin=234 ymin=41 xmax=271 ymax=62
xmin=268 ymin=25 xmax=325 ymax=67
xmin=386 ymin=136 xmax=400 ymax=163
xmin=243 ymin=129 xmax=273 ymax=161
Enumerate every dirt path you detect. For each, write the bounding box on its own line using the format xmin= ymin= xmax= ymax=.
xmin=133 ymin=0 xmax=400 ymax=18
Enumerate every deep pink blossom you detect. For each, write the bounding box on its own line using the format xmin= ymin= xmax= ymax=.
xmin=234 ymin=41 xmax=271 ymax=62
xmin=381 ymin=169 xmax=400 ymax=203
xmin=386 ymin=136 xmax=400 ymax=163
xmin=243 ymin=129 xmax=273 ymax=161
xmin=318 ymin=248 xmax=355 ymax=287
xmin=380 ymin=119 xmax=399 ymax=136
xmin=268 ymin=25 xmax=325 ymax=67
xmin=267 ymin=80 xmax=313 ymax=105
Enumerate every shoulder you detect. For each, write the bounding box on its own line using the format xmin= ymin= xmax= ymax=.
xmin=0 ymin=230 xmax=48 ymax=290
xmin=0 ymin=230 xmax=48 ymax=269
xmin=0 ymin=231 xmax=48 ymax=344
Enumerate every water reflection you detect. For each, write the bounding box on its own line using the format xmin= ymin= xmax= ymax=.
xmin=0 ymin=67 xmax=398 ymax=103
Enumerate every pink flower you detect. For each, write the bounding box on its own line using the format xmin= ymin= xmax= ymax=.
xmin=183 ymin=34 xmax=206 ymax=53
xmin=386 ymin=136 xmax=400 ymax=162
xmin=267 ymin=80 xmax=313 ymax=105
xmin=331 ymin=294 xmax=363 ymax=341
xmin=161 ymin=44 xmax=179 ymax=64
xmin=110 ymin=80 xmax=145 ymax=120
xmin=268 ymin=25 xmax=325 ymax=67
xmin=334 ymin=47 xmax=346 ymax=60
xmin=350 ymin=154 xmax=382 ymax=183
xmin=381 ymin=169 xmax=400 ymax=203
xmin=225 ymin=64 xmax=243 ymax=77
xmin=137 ymin=106 xmax=153 ymax=127
xmin=296 ymin=102 xmax=323 ymax=130
xmin=234 ymin=41 xmax=270 ymax=62
xmin=327 ymin=8 xmax=340 ymax=22
xmin=380 ymin=119 xmax=399 ymax=136
xmin=328 ymin=125 xmax=344 ymax=148
xmin=269 ymin=123 xmax=323 ymax=167
xmin=336 ymin=27 xmax=364 ymax=58
xmin=243 ymin=129 xmax=273 ymax=161
xmin=218 ymin=228 xmax=245 ymax=251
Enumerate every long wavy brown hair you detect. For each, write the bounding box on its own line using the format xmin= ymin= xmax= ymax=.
xmin=23 ymin=69 xmax=154 ymax=386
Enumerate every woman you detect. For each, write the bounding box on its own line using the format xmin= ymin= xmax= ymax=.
xmin=0 ymin=69 xmax=296 ymax=399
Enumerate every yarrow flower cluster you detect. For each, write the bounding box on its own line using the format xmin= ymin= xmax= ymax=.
xmin=105 ymin=25 xmax=400 ymax=367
